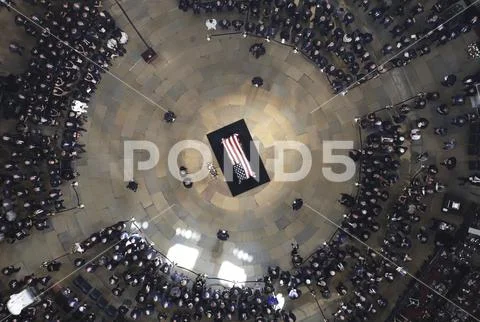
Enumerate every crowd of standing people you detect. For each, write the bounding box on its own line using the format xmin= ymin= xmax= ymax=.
xmin=178 ymin=0 xmax=478 ymax=94
xmin=2 ymin=72 xmax=475 ymax=321
xmin=178 ymin=0 xmax=381 ymax=93
xmin=0 ymin=220 xmax=302 ymax=321
xmin=330 ymin=69 xmax=480 ymax=321
xmin=365 ymin=0 xmax=479 ymax=69
xmin=0 ymin=0 xmax=127 ymax=245
xmin=392 ymin=206 xmax=480 ymax=321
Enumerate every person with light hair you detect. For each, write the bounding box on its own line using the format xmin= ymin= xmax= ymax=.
xmin=217 ymin=229 xmax=229 ymax=241
xmin=205 ymin=18 xmax=217 ymax=30
xmin=71 ymin=100 xmax=88 ymax=114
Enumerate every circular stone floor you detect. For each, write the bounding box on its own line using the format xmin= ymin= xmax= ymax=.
xmin=82 ymin=2 xmax=357 ymax=278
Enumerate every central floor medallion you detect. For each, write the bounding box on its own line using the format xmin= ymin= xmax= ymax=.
xmin=207 ymin=119 xmax=270 ymax=196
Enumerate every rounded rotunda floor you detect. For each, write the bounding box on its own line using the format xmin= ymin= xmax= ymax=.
xmin=81 ymin=2 xmax=357 ymax=278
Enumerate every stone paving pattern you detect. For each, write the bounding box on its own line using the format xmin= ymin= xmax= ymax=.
xmin=0 ymin=0 xmax=479 ymax=320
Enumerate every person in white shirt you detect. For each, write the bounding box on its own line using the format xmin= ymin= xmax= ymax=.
xmin=107 ymin=38 xmax=118 ymax=50
xmin=71 ymin=100 xmax=88 ymax=115
xmin=410 ymin=128 xmax=421 ymax=141
xmin=119 ymin=31 xmax=128 ymax=44
xmin=458 ymin=175 xmax=480 ymax=186
xmin=205 ymin=18 xmax=217 ymax=30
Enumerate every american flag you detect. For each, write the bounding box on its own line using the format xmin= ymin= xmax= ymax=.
xmin=222 ymin=133 xmax=256 ymax=183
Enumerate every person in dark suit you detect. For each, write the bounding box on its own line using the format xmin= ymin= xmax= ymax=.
xmin=249 ymin=43 xmax=266 ymax=59
xmin=251 ymin=76 xmax=264 ymax=87
xmin=164 ymin=111 xmax=176 ymax=123
xmin=292 ymin=198 xmax=303 ymax=211
xmin=217 ymin=229 xmax=229 ymax=241
xmin=441 ymin=157 xmax=457 ymax=170
xmin=43 ymin=260 xmax=61 ymax=272
xmin=126 ymin=180 xmax=138 ymax=192
xmin=441 ymin=74 xmax=457 ymax=87
xmin=1 ymin=265 xmax=20 ymax=276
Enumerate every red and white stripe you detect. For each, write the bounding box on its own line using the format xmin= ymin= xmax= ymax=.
xmin=221 ymin=133 xmax=256 ymax=178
